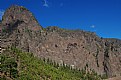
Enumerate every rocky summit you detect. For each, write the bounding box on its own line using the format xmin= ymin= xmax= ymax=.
xmin=0 ymin=5 xmax=121 ymax=78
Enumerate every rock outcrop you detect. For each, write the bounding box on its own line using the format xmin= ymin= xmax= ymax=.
xmin=1 ymin=5 xmax=42 ymax=31
xmin=1 ymin=5 xmax=121 ymax=78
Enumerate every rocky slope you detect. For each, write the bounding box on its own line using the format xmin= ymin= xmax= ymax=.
xmin=1 ymin=47 xmax=101 ymax=80
xmin=0 ymin=5 xmax=121 ymax=78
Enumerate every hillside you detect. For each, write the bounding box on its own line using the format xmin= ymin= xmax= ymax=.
xmin=0 ymin=47 xmax=102 ymax=80
xmin=0 ymin=5 xmax=121 ymax=79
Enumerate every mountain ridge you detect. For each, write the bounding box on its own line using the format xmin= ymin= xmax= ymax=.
xmin=0 ymin=5 xmax=121 ymax=79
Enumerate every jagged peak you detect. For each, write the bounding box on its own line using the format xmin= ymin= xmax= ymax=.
xmin=7 ymin=5 xmax=29 ymax=11
xmin=1 ymin=5 xmax=42 ymax=31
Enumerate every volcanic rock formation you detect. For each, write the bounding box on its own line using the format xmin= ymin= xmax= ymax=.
xmin=0 ymin=5 xmax=121 ymax=78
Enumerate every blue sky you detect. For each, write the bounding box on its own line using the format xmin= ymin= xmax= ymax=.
xmin=0 ymin=0 xmax=121 ymax=39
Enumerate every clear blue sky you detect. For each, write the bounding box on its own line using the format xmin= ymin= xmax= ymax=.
xmin=0 ymin=0 xmax=121 ymax=39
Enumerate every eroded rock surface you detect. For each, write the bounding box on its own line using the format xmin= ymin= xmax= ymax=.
xmin=1 ymin=5 xmax=121 ymax=78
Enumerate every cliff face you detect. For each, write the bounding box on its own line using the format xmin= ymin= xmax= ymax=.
xmin=1 ymin=5 xmax=42 ymax=31
xmin=1 ymin=5 xmax=121 ymax=78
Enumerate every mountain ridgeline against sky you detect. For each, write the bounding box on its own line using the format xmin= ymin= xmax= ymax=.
xmin=0 ymin=5 xmax=121 ymax=79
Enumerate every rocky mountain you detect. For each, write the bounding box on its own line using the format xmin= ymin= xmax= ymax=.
xmin=0 ymin=5 xmax=121 ymax=78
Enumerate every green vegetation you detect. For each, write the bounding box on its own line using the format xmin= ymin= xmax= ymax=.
xmin=0 ymin=47 xmax=102 ymax=80
xmin=1 ymin=27 xmax=7 ymax=33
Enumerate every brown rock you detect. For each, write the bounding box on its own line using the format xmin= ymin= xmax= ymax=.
xmin=1 ymin=5 xmax=121 ymax=78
